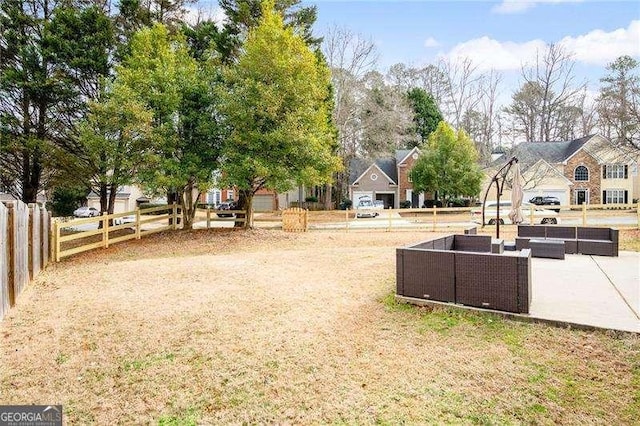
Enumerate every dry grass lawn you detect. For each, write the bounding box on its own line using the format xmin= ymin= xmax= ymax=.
xmin=1 ymin=229 xmax=639 ymax=424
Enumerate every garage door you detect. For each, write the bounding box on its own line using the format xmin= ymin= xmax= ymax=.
xmin=253 ymin=195 xmax=275 ymax=212
xmin=523 ymin=189 xmax=568 ymax=206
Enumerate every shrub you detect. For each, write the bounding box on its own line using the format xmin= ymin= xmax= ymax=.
xmin=49 ymin=185 xmax=87 ymax=217
xmin=422 ymin=199 xmax=443 ymax=208
xmin=400 ymin=200 xmax=412 ymax=208
xmin=339 ymin=198 xmax=353 ymax=210
xmin=305 ymin=196 xmax=318 ymax=203
xmin=447 ymin=198 xmax=469 ymax=207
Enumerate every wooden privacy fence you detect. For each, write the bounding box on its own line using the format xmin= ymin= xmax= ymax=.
xmin=0 ymin=200 xmax=50 ymax=321
xmin=52 ymin=204 xmax=179 ymax=262
xmin=282 ymin=207 xmax=308 ymax=232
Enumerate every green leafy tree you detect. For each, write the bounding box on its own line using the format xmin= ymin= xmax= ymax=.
xmin=406 ymin=87 xmax=443 ymax=147
xmin=117 ymin=24 xmax=221 ymax=229
xmin=219 ymin=1 xmax=340 ymax=227
xmin=76 ymin=84 xmax=153 ymax=215
xmin=410 ymin=122 xmax=482 ymax=202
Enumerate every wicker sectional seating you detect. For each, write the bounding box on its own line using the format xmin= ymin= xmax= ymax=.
xmin=397 ymin=235 xmax=532 ymax=313
xmin=516 ymin=225 xmax=618 ymax=256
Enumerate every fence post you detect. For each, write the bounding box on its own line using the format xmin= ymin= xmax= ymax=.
xmin=6 ymin=203 xmax=15 ymax=307
xmin=206 ymin=207 xmax=211 ymax=229
xmin=172 ymin=204 xmax=178 ymax=230
xmin=387 ymin=209 xmax=392 ymax=232
xmin=102 ymin=212 xmax=109 ymax=248
xmin=345 ymin=208 xmax=349 ymax=232
xmin=529 ymin=205 xmax=534 ymax=224
xmin=54 ymin=221 xmax=61 ymax=263
xmin=432 ymin=207 xmax=437 ymax=232
xmin=582 ymin=203 xmax=587 ymax=226
xmin=28 ymin=204 xmax=34 ymax=280
xmin=41 ymin=209 xmax=49 ymax=269
xmin=135 ymin=208 xmax=141 ymax=239
xmin=637 ymin=202 xmax=640 ymax=229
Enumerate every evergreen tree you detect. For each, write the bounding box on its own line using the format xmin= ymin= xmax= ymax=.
xmin=219 ymin=0 xmax=320 ymax=63
xmin=219 ymin=1 xmax=340 ymax=227
xmin=406 ymin=87 xmax=443 ymax=147
xmin=598 ymin=55 xmax=640 ymax=147
xmin=0 ymin=0 xmax=113 ymax=202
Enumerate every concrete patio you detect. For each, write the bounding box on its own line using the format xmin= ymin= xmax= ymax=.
xmin=397 ymin=251 xmax=640 ymax=333
xmin=530 ymin=251 xmax=639 ymax=333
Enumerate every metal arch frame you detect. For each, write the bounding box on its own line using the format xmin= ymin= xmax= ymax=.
xmin=481 ymin=156 xmax=519 ymax=239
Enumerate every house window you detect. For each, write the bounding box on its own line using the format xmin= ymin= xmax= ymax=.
xmin=407 ymin=173 xmax=412 ymax=183
xmin=605 ymin=164 xmax=625 ymax=179
xmin=605 ymin=189 xmax=625 ymax=204
xmin=574 ymin=165 xmax=589 ymax=181
xmin=226 ymin=190 xmax=234 ymax=201
xmin=370 ymin=173 xmax=378 ymax=181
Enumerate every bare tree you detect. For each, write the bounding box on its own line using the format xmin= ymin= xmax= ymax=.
xmin=520 ymin=43 xmax=586 ymax=141
xmin=438 ymin=57 xmax=483 ymax=128
xmin=359 ymin=71 xmax=414 ymax=155
xmin=322 ymin=25 xmax=378 ymax=202
xmin=416 ymin=64 xmax=449 ymax=107
xmin=460 ymin=69 xmax=503 ymax=164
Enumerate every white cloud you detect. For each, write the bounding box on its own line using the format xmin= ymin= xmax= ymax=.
xmin=440 ymin=20 xmax=640 ymax=71
xmin=442 ymin=36 xmax=547 ymax=71
xmin=424 ymin=37 xmax=440 ymax=48
xmin=492 ymin=0 xmax=583 ymax=15
xmin=184 ymin=5 xmax=226 ymax=27
xmin=559 ymin=20 xmax=640 ymax=65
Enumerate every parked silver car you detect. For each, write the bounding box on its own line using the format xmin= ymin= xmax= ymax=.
xmin=73 ymin=206 xmax=100 ymax=217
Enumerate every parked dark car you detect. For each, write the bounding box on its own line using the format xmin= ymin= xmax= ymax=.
xmin=216 ymin=202 xmax=237 ymax=217
xmin=528 ymin=196 xmax=561 ymax=212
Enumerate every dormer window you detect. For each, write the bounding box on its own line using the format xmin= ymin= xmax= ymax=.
xmin=574 ymin=165 xmax=589 ymax=181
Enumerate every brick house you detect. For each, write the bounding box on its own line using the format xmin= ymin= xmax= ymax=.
xmin=349 ymin=147 xmax=426 ymax=208
xmin=486 ymin=135 xmax=639 ymax=205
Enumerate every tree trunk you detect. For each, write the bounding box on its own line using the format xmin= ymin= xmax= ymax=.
xmin=234 ymin=189 xmax=252 ymax=229
xmin=107 ymin=183 xmax=117 ymax=214
xmin=167 ymin=190 xmax=181 ymax=226
xmin=180 ymin=180 xmax=199 ymax=231
xmin=324 ymin=183 xmax=332 ymax=210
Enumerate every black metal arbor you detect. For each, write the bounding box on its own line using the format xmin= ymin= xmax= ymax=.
xmin=481 ymin=156 xmax=519 ymax=238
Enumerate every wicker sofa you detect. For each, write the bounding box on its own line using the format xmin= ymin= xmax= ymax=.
xmin=397 ymin=235 xmax=532 ymax=313
xmin=516 ymin=225 xmax=618 ymax=257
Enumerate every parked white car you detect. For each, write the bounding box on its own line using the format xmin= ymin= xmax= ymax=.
xmin=73 ymin=206 xmax=100 ymax=217
xmin=471 ymin=201 xmax=559 ymax=225
xmin=113 ymin=215 xmax=136 ymax=225
xmin=356 ymin=197 xmax=383 ymax=218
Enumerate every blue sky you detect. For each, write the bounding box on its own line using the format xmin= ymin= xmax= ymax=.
xmin=308 ymin=1 xmax=639 ymax=79
xmin=192 ymin=1 xmax=639 ymax=90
